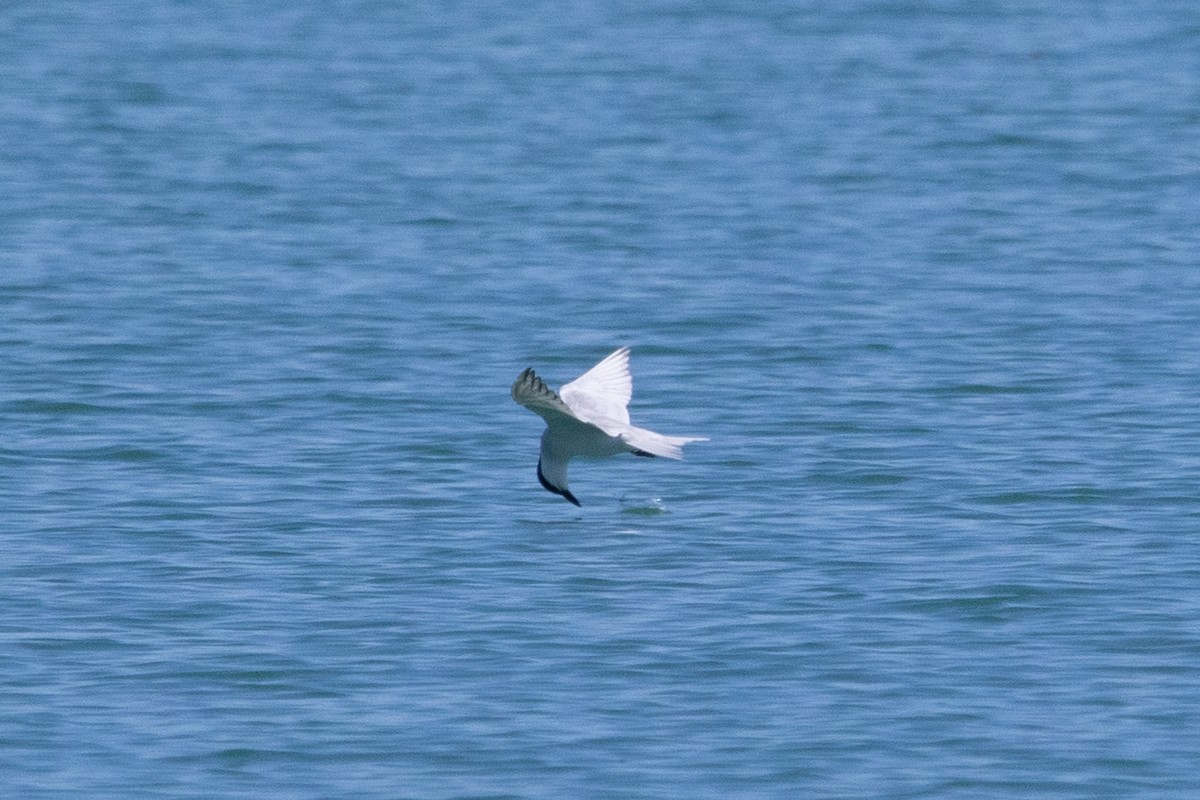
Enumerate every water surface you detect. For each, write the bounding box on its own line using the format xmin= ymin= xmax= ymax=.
xmin=4 ymin=1 xmax=1199 ymax=797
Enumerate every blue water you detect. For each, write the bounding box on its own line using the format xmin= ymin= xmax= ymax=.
xmin=4 ymin=1 xmax=1200 ymax=797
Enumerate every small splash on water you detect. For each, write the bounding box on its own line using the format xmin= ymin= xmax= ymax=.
xmin=619 ymin=495 xmax=668 ymax=515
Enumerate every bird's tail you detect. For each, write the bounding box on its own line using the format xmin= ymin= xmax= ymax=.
xmin=619 ymin=426 xmax=708 ymax=460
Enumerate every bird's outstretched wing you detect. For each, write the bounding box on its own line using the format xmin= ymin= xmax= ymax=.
xmin=559 ymin=346 xmax=633 ymax=426
xmin=511 ymin=368 xmax=581 ymax=425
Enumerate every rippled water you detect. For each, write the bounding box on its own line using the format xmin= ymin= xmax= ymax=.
xmin=4 ymin=1 xmax=1200 ymax=797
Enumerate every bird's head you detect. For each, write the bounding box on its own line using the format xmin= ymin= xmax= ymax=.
xmin=536 ymin=458 xmax=581 ymax=506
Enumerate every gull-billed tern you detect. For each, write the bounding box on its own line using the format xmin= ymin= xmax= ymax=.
xmin=511 ymin=346 xmax=707 ymax=506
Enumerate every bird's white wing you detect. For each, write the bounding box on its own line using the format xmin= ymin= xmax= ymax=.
xmin=559 ymin=347 xmax=633 ymax=426
xmin=512 ymin=367 xmax=585 ymax=426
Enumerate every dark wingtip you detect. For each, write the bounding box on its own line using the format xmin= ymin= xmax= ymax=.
xmin=537 ymin=459 xmax=582 ymax=507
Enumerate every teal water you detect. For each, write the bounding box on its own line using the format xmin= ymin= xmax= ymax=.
xmin=4 ymin=1 xmax=1200 ymax=798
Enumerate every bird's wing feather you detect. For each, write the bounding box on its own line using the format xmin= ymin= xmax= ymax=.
xmin=559 ymin=346 xmax=632 ymax=426
xmin=512 ymin=367 xmax=582 ymax=426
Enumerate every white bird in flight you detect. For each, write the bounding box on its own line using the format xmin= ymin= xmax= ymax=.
xmin=511 ymin=346 xmax=707 ymax=506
